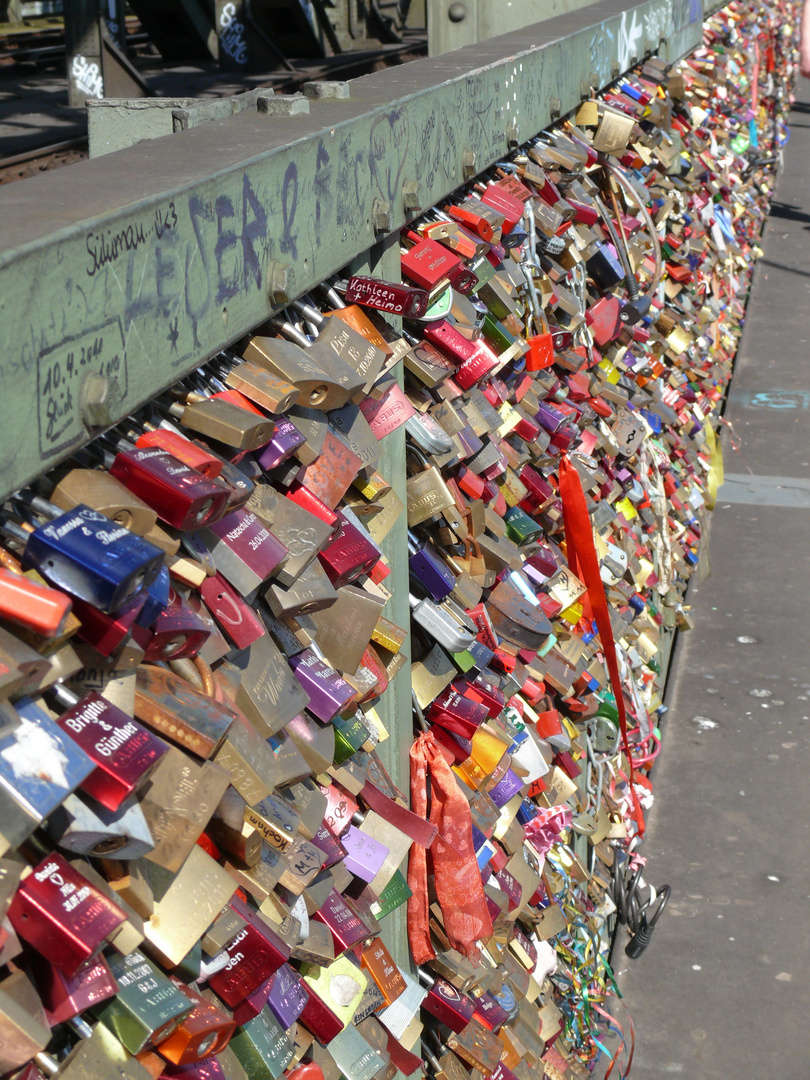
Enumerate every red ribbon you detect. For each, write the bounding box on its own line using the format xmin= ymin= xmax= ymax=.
xmin=406 ymin=731 xmax=493 ymax=964
xmin=558 ymin=456 xmax=645 ymax=835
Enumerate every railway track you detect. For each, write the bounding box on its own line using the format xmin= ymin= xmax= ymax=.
xmin=0 ymin=16 xmax=148 ymax=67
xmin=257 ymin=33 xmax=425 ymax=90
xmin=0 ymin=30 xmax=426 ymax=185
xmin=0 ymin=135 xmax=86 ymax=185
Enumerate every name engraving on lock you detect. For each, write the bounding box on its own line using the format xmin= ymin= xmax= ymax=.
xmin=326 ymin=325 xmax=379 ymax=381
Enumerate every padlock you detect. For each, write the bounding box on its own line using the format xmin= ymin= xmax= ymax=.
xmin=48 ymin=682 xmax=167 ymax=811
xmin=208 ymin=896 xmax=291 ymax=1006
xmin=328 ymin=403 xmax=381 ymax=473
xmin=291 ymin=301 xmax=387 ymax=391
xmin=242 ymin=335 xmax=353 ymax=412
xmin=166 ymin=382 xmax=276 ymax=452
xmin=218 ymin=359 xmax=300 ymax=414
xmin=103 ymin=437 xmax=232 ymax=531
xmin=266 ymin=964 xmax=308 ymax=1029
xmin=227 ymin=636 xmax=310 ymax=738
xmin=405 ymin=410 xmax=455 ymax=456
xmin=26 ymin=952 xmax=116 ymax=1027
xmin=45 ymin=788 xmax=154 ymax=859
xmin=420 ymin=219 xmax=482 ymax=259
xmin=49 ymin=467 xmax=160 ymax=534
xmin=316 ymin=512 xmax=379 ymax=588
xmin=279 ymin=405 xmax=327 ymax=469
xmin=287 ymin=649 xmax=355 ymax=722
xmin=264 ymin=558 xmax=338 ymax=619
xmin=359 ymin=380 xmax=416 ymax=442
xmin=295 ymin=429 xmax=365 ymax=510
xmin=406 ymin=447 xmax=456 ymax=527
xmin=0 ymin=626 xmax=50 ymax=697
xmin=9 ymin=852 xmax=127 ymax=975
xmin=344 ymin=276 xmax=430 ymax=319
xmin=480 ymin=182 xmax=526 ymax=232
xmin=132 ymin=586 xmax=213 ymax=660
xmin=409 ymin=593 xmax=476 ymax=653
xmin=156 ymin=979 xmax=236 ymax=1065
xmin=311 ymin=889 xmax=371 ymax=955
xmin=446 ymin=197 xmax=505 ymax=244
xmin=227 ymin=999 xmax=295 ymax=1079
xmin=133 ymin=661 xmax=238 ymax=759
xmin=419 ymin=970 xmax=478 ymax=1032
xmin=446 ymin=1018 xmax=503 ymax=1074
xmin=426 ymin=685 xmax=489 ymax=740
xmin=198 ymin=508 xmax=288 ymax=598
xmin=422 ymin=319 xmax=478 ymax=366
xmin=402 ymin=237 xmax=477 ymax=295
xmin=305 ymin=585 xmax=385 ymax=676
xmin=408 ymin=531 xmax=456 ymax=601
xmin=95 ymin=948 xmax=194 ymax=1052
xmin=131 ymin=419 xmax=225 ymax=478
xmin=254 ymin=413 xmax=307 ymax=471
xmin=0 ymin=566 xmax=73 ymax=639
xmin=403 ymin=337 xmax=458 ymax=388
xmin=476 ymin=272 xmax=517 ymax=320
xmin=321 ymin=280 xmax=403 ymax=352
xmin=1 ymin=494 xmax=163 ymax=614
xmin=206 ymin=789 xmax=263 ymax=867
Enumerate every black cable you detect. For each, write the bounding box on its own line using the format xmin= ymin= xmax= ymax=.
xmin=611 ymin=857 xmax=671 ymax=959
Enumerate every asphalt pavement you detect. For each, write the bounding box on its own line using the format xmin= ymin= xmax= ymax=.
xmin=610 ymin=74 xmax=810 ymax=1080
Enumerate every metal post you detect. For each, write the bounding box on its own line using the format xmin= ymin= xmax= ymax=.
xmin=3 ymin=0 xmax=24 ymax=23
xmin=101 ymin=0 xmax=127 ymax=50
xmin=346 ymin=232 xmax=414 ymax=989
xmin=64 ymin=0 xmax=104 ymax=106
xmin=216 ymin=0 xmax=249 ymax=70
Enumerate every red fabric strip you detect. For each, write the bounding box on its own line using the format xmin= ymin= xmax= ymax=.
xmin=360 ymin=779 xmax=438 ymax=848
xmin=406 ymin=731 xmax=494 ymax=963
xmin=558 ymin=456 xmax=645 ymax=835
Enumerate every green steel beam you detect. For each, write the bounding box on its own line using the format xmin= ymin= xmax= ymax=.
xmin=428 ymin=0 xmax=606 ymax=58
xmin=344 ymin=234 xmax=414 ymax=988
xmin=0 ymin=0 xmax=715 ymax=500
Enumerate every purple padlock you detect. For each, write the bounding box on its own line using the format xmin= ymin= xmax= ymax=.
xmin=254 ymin=415 xmax=306 ymax=471
xmin=266 ymin=964 xmax=308 ymax=1028
xmin=288 ymin=649 xmax=355 ymax=722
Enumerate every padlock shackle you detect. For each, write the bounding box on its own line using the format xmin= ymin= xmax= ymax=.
xmin=405 ymin=443 xmax=433 ymax=472
xmin=291 ymin=298 xmax=325 ymax=327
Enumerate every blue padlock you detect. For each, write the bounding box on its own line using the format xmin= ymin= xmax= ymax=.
xmin=516 ymin=797 xmax=539 ymax=827
xmin=135 ymin=564 xmax=171 ymax=627
xmin=8 ymin=495 xmax=163 ymax=613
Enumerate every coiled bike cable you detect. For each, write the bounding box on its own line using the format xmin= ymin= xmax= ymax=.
xmin=611 ymin=856 xmax=671 ymax=959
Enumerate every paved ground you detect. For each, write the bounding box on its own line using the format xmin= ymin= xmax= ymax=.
xmin=610 ymin=77 xmax=810 ymax=1079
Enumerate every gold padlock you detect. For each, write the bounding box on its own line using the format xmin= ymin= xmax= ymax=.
xmin=405 ymin=446 xmax=456 ymax=527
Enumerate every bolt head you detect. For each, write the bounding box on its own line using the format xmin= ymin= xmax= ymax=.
xmin=268 ymin=261 xmax=295 ymax=305
xmin=80 ymin=374 xmax=121 ymax=428
xmin=402 ymin=180 xmax=421 ymax=211
xmin=371 ymin=198 xmax=394 ymax=234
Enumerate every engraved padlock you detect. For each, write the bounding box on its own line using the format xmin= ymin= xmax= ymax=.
xmin=242 ymin=334 xmax=351 ymax=412
xmin=405 ymin=447 xmax=455 ymax=528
